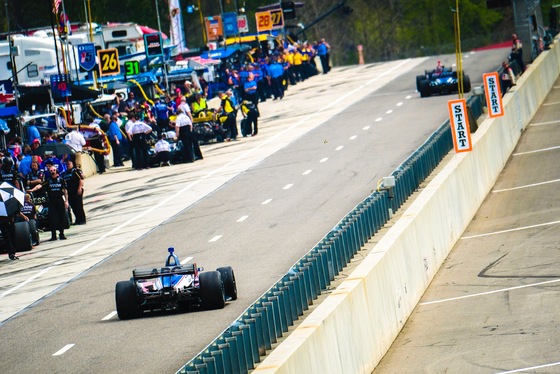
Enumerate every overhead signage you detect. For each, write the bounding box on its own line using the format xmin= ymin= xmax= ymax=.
xmin=270 ymin=9 xmax=285 ymax=29
xmin=124 ymin=60 xmax=140 ymax=76
xmin=447 ymin=98 xmax=473 ymax=153
xmin=50 ymin=74 xmax=72 ymax=99
xmin=77 ymin=42 xmax=96 ymax=71
xmin=237 ymin=15 xmax=249 ymax=33
xmin=222 ymin=12 xmax=238 ymax=36
xmin=205 ymin=16 xmax=223 ymax=41
xmin=144 ymin=33 xmax=164 ymax=58
xmin=482 ymin=72 xmax=504 ymax=118
xmin=97 ymin=48 xmax=120 ymax=76
xmin=255 ymin=11 xmax=273 ymax=32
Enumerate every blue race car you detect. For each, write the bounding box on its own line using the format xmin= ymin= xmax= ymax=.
xmin=115 ymin=248 xmax=237 ymax=319
xmin=416 ymin=66 xmax=471 ymax=98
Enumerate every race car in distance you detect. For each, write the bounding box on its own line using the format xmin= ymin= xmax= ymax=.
xmin=416 ymin=66 xmax=471 ymax=98
xmin=115 ymin=247 xmax=237 ymax=319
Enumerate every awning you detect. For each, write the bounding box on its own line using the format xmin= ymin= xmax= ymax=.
xmin=201 ymin=46 xmax=241 ymax=60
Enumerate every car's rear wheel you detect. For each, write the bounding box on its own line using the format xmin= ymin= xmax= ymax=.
xmin=199 ymin=271 xmax=225 ymax=310
xmin=416 ymin=75 xmax=426 ymax=91
xmin=115 ymin=280 xmax=141 ymax=320
xmin=15 ymin=221 xmax=32 ymax=252
xmin=217 ymin=266 xmax=237 ymax=301
xmin=418 ymin=79 xmax=431 ymax=97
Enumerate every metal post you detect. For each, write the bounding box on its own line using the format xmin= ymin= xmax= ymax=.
xmin=155 ymin=0 xmax=169 ymax=92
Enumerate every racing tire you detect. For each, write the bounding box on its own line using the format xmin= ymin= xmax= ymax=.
xmin=14 ymin=221 xmax=32 ymax=252
xmin=29 ymin=220 xmax=40 ymax=246
xmin=199 ymin=271 xmax=225 ymax=310
xmin=418 ymin=79 xmax=431 ymax=98
xmin=115 ymin=280 xmax=141 ymax=320
xmin=462 ymin=74 xmax=472 ymax=93
xmin=217 ymin=266 xmax=237 ymax=301
xmin=416 ymin=75 xmax=427 ymax=91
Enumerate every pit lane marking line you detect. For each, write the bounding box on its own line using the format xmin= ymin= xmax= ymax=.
xmin=283 ymin=184 xmax=293 ymax=190
xmin=2 ymin=59 xmax=413 ymax=301
xmin=492 ymin=178 xmax=560 ymax=193
xmin=302 ymin=170 xmax=312 ymax=175
xmin=529 ymin=119 xmax=560 ymax=126
xmin=53 ymin=344 xmax=75 ymax=356
xmin=209 ymin=236 xmax=222 ymax=243
xmin=419 ymin=278 xmax=560 ymax=306
xmin=180 ymin=256 xmax=193 ymax=265
xmin=386 ymin=110 xmax=393 ymax=114
xmin=375 ymin=117 xmax=382 ymax=122
xmin=405 ymin=95 xmax=413 ymax=99
xmin=335 ymin=146 xmax=343 ymax=151
xmin=397 ymin=102 xmax=403 ymax=106
xmin=262 ymin=199 xmax=272 ymax=205
xmin=362 ymin=126 xmax=371 ymax=130
xmin=237 ymin=216 xmax=248 ymax=222
xmin=495 ymin=361 xmax=560 ymax=374
xmin=102 ymin=311 xmax=117 ymax=321
xmin=542 ymin=101 xmax=560 ymax=106
xmin=320 ymin=158 xmax=328 ymax=163
xmin=461 ymin=220 xmax=560 ymax=240
xmin=513 ymin=145 xmax=560 ymax=156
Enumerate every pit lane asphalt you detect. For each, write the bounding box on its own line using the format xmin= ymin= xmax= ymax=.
xmin=0 ymin=48 xmax=509 ymax=374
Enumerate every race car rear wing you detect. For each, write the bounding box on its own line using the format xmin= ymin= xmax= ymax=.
xmin=133 ymin=264 xmax=196 ymax=280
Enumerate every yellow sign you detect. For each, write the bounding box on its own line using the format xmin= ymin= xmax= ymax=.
xmin=255 ymin=11 xmax=273 ymax=32
xmin=97 ymin=49 xmax=120 ymax=76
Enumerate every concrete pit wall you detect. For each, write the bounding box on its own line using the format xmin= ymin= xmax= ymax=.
xmin=254 ymin=41 xmax=560 ymax=374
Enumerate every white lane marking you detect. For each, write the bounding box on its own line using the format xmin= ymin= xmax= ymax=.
xmin=461 ymin=220 xmax=560 ymax=240
xmin=209 ymin=235 xmax=222 ymax=242
xmin=237 ymin=215 xmax=248 ymax=222
xmin=320 ymin=158 xmax=328 ymax=163
xmin=375 ymin=117 xmax=382 ymax=122
xmin=262 ymin=199 xmax=272 ymax=205
xmin=530 ymin=119 xmax=560 ymax=126
xmin=3 ymin=59 xmax=414 ymax=300
xmin=53 ymin=344 xmax=75 ymax=356
xmin=349 ymin=135 xmax=357 ymax=140
xmin=102 ymin=311 xmax=117 ymax=321
xmin=53 ymin=260 xmax=65 ymax=266
xmin=283 ymin=184 xmax=293 ymax=190
xmin=495 ymin=361 xmax=560 ymax=374
xmin=335 ymin=146 xmax=343 ymax=151
xmin=386 ymin=109 xmax=393 ymax=114
xmin=420 ymin=278 xmax=560 ymax=306
xmin=493 ymin=178 xmax=560 ymax=193
xmin=302 ymin=170 xmax=312 ymax=175
xmin=513 ymin=145 xmax=560 ymax=156
xmin=362 ymin=126 xmax=370 ymax=130
xmin=396 ymin=102 xmax=403 ymax=106
xmin=1 ymin=266 xmax=55 ymax=299
xmin=405 ymin=95 xmax=412 ymax=99
xmin=542 ymin=101 xmax=560 ymax=106
xmin=180 ymin=256 xmax=193 ymax=265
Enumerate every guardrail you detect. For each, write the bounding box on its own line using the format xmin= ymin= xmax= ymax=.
xmin=177 ymin=94 xmax=484 ymax=374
